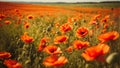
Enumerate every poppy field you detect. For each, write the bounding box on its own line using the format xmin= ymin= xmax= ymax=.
xmin=0 ymin=2 xmax=120 ymax=68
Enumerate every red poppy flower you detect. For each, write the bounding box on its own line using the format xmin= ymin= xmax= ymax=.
xmin=54 ymin=35 xmax=68 ymax=44
xmin=103 ymin=23 xmax=109 ymax=29
xmin=0 ymin=14 xmax=5 ymax=20
xmin=15 ymin=9 xmax=19 ymax=13
xmin=89 ymin=20 xmax=97 ymax=25
xmin=93 ymin=14 xmax=101 ymax=21
xmin=101 ymin=15 xmax=110 ymax=23
xmin=67 ymin=18 xmax=72 ymax=24
xmin=43 ymin=55 xmax=68 ymax=67
xmin=81 ymin=43 xmax=110 ymax=61
xmin=73 ymin=40 xmax=89 ymax=50
xmin=44 ymin=45 xmax=62 ymax=55
xmin=60 ymin=23 xmax=72 ymax=33
xmin=53 ymin=56 xmax=68 ymax=66
xmin=21 ymin=32 xmax=34 ymax=43
xmin=89 ymin=14 xmax=101 ymax=25
xmin=54 ymin=22 xmax=60 ymax=28
xmin=67 ymin=17 xmax=78 ymax=24
xmin=4 ymin=20 xmax=11 ymax=25
xmin=98 ymin=31 xmax=119 ymax=43
xmin=27 ymin=15 xmax=34 ymax=19
xmin=76 ymin=27 xmax=88 ymax=38
xmin=4 ymin=59 xmax=22 ymax=68
xmin=24 ymin=22 xmax=30 ymax=29
xmin=65 ymin=46 xmax=73 ymax=53
xmin=101 ymin=29 xmax=107 ymax=33
xmin=38 ymin=37 xmax=49 ymax=52
xmin=71 ymin=17 xmax=78 ymax=22
xmin=0 ymin=52 xmax=11 ymax=59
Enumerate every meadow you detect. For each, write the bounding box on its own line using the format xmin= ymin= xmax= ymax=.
xmin=0 ymin=2 xmax=120 ymax=68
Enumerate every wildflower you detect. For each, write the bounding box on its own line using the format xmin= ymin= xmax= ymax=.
xmin=103 ymin=23 xmax=109 ymax=29
xmin=0 ymin=14 xmax=5 ymax=20
xmin=101 ymin=15 xmax=110 ymax=23
xmin=89 ymin=14 xmax=101 ymax=25
xmin=38 ymin=37 xmax=49 ymax=52
xmin=65 ymin=46 xmax=73 ymax=53
xmin=4 ymin=59 xmax=22 ymax=68
xmin=15 ymin=9 xmax=19 ymax=12
xmin=27 ymin=15 xmax=34 ymax=19
xmin=21 ymin=32 xmax=34 ymax=43
xmin=4 ymin=20 xmax=11 ymax=24
xmin=81 ymin=43 xmax=110 ymax=61
xmin=93 ymin=14 xmax=101 ymax=21
xmin=0 ymin=52 xmax=11 ymax=59
xmin=43 ymin=55 xmax=68 ymax=67
xmin=98 ymin=31 xmax=119 ymax=43
xmin=89 ymin=20 xmax=97 ymax=25
xmin=60 ymin=23 xmax=72 ymax=33
xmin=67 ymin=18 xmax=72 ymax=24
xmin=71 ymin=17 xmax=78 ymax=22
xmin=67 ymin=17 xmax=78 ymax=24
xmin=76 ymin=27 xmax=88 ymax=38
xmin=54 ymin=22 xmax=60 ymax=28
xmin=24 ymin=21 xmax=30 ymax=28
xmin=73 ymin=40 xmax=89 ymax=50
xmin=44 ymin=45 xmax=62 ymax=55
xmin=54 ymin=35 xmax=68 ymax=44
xmin=101 ymin=29 xmax=107 ymax=33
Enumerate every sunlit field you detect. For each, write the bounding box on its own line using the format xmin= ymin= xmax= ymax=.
xmin=0 ymin=2 xmax=120 ymax=68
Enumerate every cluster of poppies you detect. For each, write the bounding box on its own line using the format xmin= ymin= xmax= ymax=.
xmin=0 ymin=10 xmax=119 ymax=68
xmin=0 ymin=52 xmax=22 ymax=68
xmin=19 ymin=14 xmax=120 ymax=67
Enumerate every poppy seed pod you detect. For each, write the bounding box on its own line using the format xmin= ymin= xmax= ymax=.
xmin=106 ymin=52 xmax=120 ymax=64
xmin=46 ymin=25 xmax=52 ymax=32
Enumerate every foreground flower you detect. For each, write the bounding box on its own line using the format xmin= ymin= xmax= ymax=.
xmin=38 ymin=37 xmax=49 ymax=52
xmin=54 ymin=35 xmax=68 ymax=44
xmin=81 ymin=43 xmax=110 ymax=61
xmin=0 ymin=52 xmax=11 ymax=59
xmin=21 ymin=32 xmax=34 ymax=43
xmin=44 ymin=45 xmax=62 ymax=55
xmin=4 ymin=59 xmax=22 ymax=68
xmin=60 ymin=23 xmax=72 ymax=33
xmin=43 ymin=55 xmax=68 ymax=67
xmin=98 ymin=31 xmax=119 ymax=43
xmin=73 ymin=40 xmax=89 ymax=50
xmin=76 ymin=27 xmax=88 ymax=38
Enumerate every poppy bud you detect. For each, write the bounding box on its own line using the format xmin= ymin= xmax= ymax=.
xmin=106 ymin=52 xmax=120 ymax=64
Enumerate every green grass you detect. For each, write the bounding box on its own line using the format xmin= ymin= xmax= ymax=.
xmin=39 ymin=3 xmax=120 ymax=8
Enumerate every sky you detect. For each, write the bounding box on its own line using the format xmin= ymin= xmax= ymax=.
xmin=0 ymin=0 xmax=119 ymax=2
